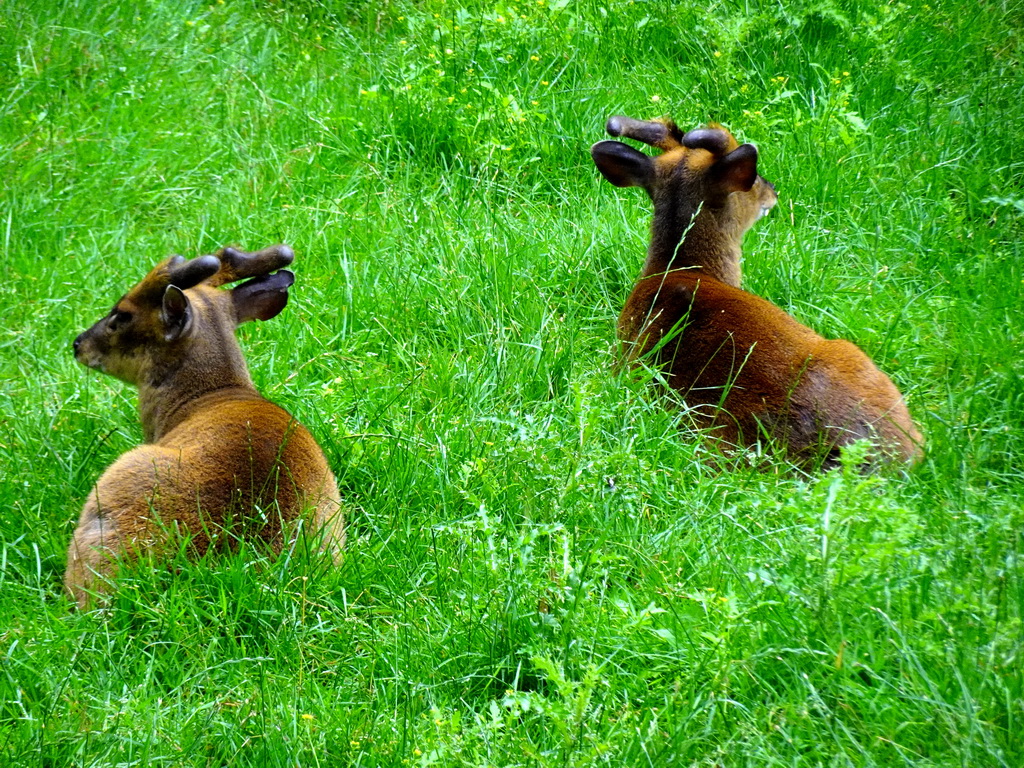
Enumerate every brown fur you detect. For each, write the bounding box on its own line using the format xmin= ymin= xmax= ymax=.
xmin=593 ymin=116 xmax=923 ymax=467
xmin=66 ymin=245 xmax=343 ymax=608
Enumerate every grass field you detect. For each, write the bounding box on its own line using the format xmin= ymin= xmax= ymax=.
xmin=1 ymin=0 xmax=1022 ymax=765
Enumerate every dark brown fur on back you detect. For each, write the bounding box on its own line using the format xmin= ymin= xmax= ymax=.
xmin=620 ymin=273 xmax=922 ymax=465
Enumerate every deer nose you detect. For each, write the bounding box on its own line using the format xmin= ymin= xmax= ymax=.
xmin=73 ymin=335 xmax=82 ymax=355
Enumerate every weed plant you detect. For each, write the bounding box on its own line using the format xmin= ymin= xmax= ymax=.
xmin=1 ymin=0 xmax=1021 ymax=765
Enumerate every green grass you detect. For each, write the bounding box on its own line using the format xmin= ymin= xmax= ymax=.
xmin=2 ymin=0 xmax=1022 ymax=765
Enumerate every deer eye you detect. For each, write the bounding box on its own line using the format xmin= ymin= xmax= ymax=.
xmin=107 ymin=310 xmax=133 ymax=330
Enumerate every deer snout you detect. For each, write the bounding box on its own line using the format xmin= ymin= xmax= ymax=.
xmin=73 ymin=330 xmax=100 ymax=370
xmin=72 ymin=333 xmax=89 ymax=362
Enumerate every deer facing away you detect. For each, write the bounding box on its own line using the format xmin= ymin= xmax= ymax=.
xmin=66 ymin=245 xmax=344 ymax=608
xmin=591 ymin=116 xmax=923 ymax=467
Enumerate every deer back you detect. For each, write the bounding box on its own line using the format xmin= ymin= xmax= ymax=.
xmin=620 ymin=272 xmax=923 ymax=465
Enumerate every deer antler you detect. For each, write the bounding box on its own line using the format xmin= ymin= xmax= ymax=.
xmin=166 ymin=255 xmax=222 ymax=289
xmin=208 ymin=245 xmax=295 ymax=288
xmin=682 ymin=128 xmax=731 ymax=156
xmin=605 ymin=116 xmax=683 ymax=151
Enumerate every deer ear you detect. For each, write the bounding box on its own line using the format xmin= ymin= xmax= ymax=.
xmin=232 ymin=270 xmax=295 ymax=324
xmin=161 ymin=286 xmax=193 ymax=341
xmin=592 ymin=140 xmax=656 ymax=191
xmin=708 ymin=143 xmax=759 ymax=196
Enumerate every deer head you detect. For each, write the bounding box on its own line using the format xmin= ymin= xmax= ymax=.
xmin=592 ymin=116 xmax=777 ymax=287
xmin=73 ymin=245 xmax=296 ymax=388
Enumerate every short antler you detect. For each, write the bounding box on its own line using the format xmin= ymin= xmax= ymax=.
xmin=166 ymin=255 xmax=222 ymax=290
xmin=682 ymin=127 xmax=731 ymax=156
xmin=209 ymin=245 xmax=295 ymax=288
xmin=606 ymin=116 xmax=683 ymax=151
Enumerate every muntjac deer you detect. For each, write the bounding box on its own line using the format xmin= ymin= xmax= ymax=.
xmin=66 ymin=245 xmax=344 ymax=608
xmin=592 ymin=116 xmax=923 ymax=467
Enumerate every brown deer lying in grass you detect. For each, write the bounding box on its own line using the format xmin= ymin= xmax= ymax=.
xmin=66 ymin=245 xmax=344 ymax=608
xmin=592 ymin=115 xmax=923 ymax=468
